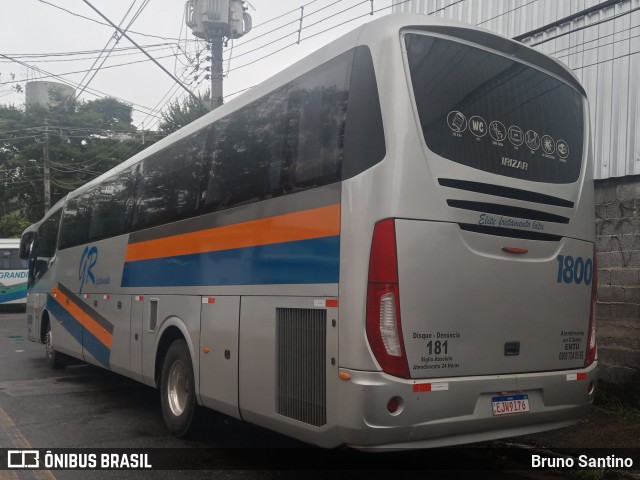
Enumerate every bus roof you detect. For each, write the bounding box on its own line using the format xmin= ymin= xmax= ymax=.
xmin=0 ymin=239 xmax=20 ymax=248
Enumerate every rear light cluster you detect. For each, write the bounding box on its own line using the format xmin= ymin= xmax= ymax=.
xmin=366 ymin=219 xmax=410 ymax=378
xmin=585 ymin=247 xmax=597 ymax=367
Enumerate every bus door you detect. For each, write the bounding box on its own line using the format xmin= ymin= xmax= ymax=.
xmin=199 ymin=296 xmax=241 ymax=419
xmin=25 ymin=236 xmax=41 ymax=343
xmin=130 ymin=295 xmax=144 ymax=382
xmin=26 ymin=291 xmax=43 ymax=343
xmin=78 ymin=293 xmax=132 ymax=375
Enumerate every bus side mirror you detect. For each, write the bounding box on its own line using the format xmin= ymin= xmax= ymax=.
xmin=19 ymin=233 xmax=33 ymax=260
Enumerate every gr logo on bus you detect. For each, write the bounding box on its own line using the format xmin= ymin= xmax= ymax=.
xmin=78 ymin=245 xmax=98 ymax=294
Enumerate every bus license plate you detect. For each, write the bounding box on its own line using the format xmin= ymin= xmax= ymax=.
xmin=491 ymin=394 xmax=530 ymax=416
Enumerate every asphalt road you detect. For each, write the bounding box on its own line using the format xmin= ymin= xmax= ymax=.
xmin=0 ymin=311 xmax=573 ymax=479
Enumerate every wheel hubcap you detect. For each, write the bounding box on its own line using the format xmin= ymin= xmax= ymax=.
xmin=167 ymin=360 xmax=189 ymax=416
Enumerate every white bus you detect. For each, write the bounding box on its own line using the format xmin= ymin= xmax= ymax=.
xmin=0 ymin=238 xmax=28 ymax=308
xmin=21 ymin=14 xmax=597 ymax=449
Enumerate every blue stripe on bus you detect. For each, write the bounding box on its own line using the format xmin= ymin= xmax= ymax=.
xmin=47 ymin=295 xmax=83 ymax=346
xmin=46 ymin=295 xmax=111 ymax=368
xmin=121 ymin=236 xmax=340 ymax=288
xmin=82 ymin=332 xmax=111 ymax=369
xmin=0 ymin=289 xmax=27 ymax=304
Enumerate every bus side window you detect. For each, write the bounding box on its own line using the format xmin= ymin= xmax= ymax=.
xmin=288 ymin=55 xmax=350 ymax=190
xmin=341 ymin=46 xmax=386 ymax=180
xmin=35 ymin=209 xmax=62 ymax=278
xmin=132 ymin=130 xmax=207 ymax=231
xmin=0 ymin=249 xmax=10 ymax=270
xmin=59 ymin=195 xmax=92 ymax=250
xmin=203 ymin=89 xmax=288 ymax=212
xmin=201 ymin=52 xmax=352 ymax=214
xmin=10 ymin=249 xmax=28 ymax=269
xmin=89 ymin=168 xmax=134 ymax=242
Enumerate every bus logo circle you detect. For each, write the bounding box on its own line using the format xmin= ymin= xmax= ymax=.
xmin=469 ymin=116 xmax=487 ymax=137
xmin=447 ymin=111 xmax=467 ymax=133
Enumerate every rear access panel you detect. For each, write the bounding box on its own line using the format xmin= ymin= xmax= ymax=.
xmin=394 ymin=220 xmax=593 ymax=379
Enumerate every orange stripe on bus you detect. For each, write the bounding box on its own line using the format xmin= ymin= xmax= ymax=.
xmin=51 ymin=287 xmax=113 ymax=350
xmin=125 ymin=204 xmax=341 ymax=263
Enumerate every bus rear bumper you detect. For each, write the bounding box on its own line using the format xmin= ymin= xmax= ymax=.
xmin=336 ymin=363 xmax=597 ymax=450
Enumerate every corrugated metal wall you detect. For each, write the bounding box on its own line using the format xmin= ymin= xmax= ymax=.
xmin=394 ymin=0 xmax=640 ymax=180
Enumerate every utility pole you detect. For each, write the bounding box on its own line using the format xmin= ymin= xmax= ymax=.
xmin=185 ymin=0 xmax=252 ymax=110
xmin=42 ymin=118 xmax=51 ymax=213
xmin=210 ymin=33 xmax=224 ymax=109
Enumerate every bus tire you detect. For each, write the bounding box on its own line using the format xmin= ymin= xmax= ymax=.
xmin=44 ymin=321 xmax=66 ymax=369
xmin=160 ymin=339 xmax=196 ymax=437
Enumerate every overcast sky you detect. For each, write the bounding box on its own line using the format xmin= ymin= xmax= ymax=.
xmin=0 ymin=0 xmax=394 ymax=129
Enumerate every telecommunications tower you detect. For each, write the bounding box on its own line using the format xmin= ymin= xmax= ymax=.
xmin=185 ymin=0 xmax=252 ymax=110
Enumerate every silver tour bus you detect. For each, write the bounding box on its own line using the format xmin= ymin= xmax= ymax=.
xmin=21 ymin=14 xmax=596 ymax=449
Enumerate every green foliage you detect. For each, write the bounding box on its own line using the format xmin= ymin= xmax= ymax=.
xmin=157 ymin=90 xmax=210 ymax=136
xmin=568 ymin=470 xmax=605 ymax=480
xmin=594 ymin=383 xmax=640 ymax=417
xmin=0 ymin=214 xmax=30 ymax=237
xmin=0 ymin=95 xmax=155 ymax=226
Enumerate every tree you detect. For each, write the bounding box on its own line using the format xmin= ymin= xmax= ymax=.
xmin=0 ymin=72 xmax=23 ymax=97
xmin=0 ymin=95 xmax=155 ymax=226
xmin=157 ymin=90 xmax=210 ymax=136
xmin=0 ymin=214 xmax=29 ymax=237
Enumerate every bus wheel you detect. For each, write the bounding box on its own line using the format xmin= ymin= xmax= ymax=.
xmin=160 ymin=339 xmax=196 ymax=437
xmin=45 ymin=322 xmax=65 ymax=369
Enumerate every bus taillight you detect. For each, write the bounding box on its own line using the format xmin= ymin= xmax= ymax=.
xmin=585 ymin=248 xmax=597 ymax=367
xmin=366 ymin=219 xmax=410 ymax=378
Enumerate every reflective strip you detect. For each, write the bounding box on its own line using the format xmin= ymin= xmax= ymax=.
xmin=413 ymin=382 xmax=448 ymax=393
xmin=314 ymin=299 xmax=339 ymax=308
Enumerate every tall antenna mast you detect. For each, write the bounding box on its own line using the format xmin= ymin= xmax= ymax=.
xmin=185 ymin=0 xmax=252 ymax=110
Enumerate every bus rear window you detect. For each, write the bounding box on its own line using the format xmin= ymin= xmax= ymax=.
xmin=405 ymin=33 xmax=584 ymax=184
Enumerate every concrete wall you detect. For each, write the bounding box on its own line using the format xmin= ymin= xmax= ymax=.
xmin=595 ymin=174 xmax=640 ymax=384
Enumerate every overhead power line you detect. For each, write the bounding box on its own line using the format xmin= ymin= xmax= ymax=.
xmin=74 ymin=0 xmax=153 ymax=101
xmin=571 ymin=49 xmax=640 ymax=71
xmin=0 ymin=51 xmax=163 ymax=119
xmin=0 ymin=43 xmax=177 ymax=63
xmin=225 ymin=0 xmax=404 ymax=74
xmin=547 ymin=24 xmax=640 ymax=57
xmin=37 ymin=0 xmax=194 ymax=43
xmin=529 ymin=5 xmax=640 ymax=47
xmin=476 ymin=0 xmax=539 ymax=26
xmin=0 ymin=53 xmax=183 ymax=87
xmin=81 ymin=0 xmax=203 ymax=108
xmin=9 ymin=0 xmax=416 ymax=129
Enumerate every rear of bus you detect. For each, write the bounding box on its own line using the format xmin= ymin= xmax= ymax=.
xmin=0 ymin=239 xmax=29 ymax=308
xmin=337 ymin=17 xmax=596 ymax=449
